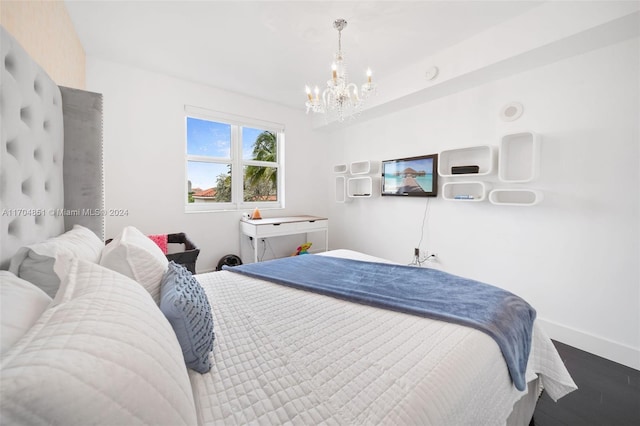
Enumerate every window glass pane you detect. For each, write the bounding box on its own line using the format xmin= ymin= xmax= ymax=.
xmin=243 ymin=165 xmax=277 ymax=202
xmin=187 ymin=161 xmax=232 ymax=203
xmin=187 ymin=117 xmax=231 ymax=158
xmin=242 ymin=127 xmax=277 ymax=162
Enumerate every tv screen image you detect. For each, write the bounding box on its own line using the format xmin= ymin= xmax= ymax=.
xmin=381 ymin=154 xmax=438 ymax=197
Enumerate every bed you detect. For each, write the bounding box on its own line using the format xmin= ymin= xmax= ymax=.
xmin=0 ymin=26 xmax=576 ymax=425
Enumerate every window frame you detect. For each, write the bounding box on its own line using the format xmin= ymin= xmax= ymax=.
xmin=184 ymin=106 xmax=284 ymax=212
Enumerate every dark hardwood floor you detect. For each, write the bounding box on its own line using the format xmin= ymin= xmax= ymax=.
xmin=531 ymin=340 xmax=640 ymax=426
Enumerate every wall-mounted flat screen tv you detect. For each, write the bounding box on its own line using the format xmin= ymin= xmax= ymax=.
xmin=381 ymin=154 xmax=438 ymax=197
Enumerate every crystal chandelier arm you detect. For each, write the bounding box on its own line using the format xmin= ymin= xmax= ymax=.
xmin=322 ymin=87 xmax=330 ymax=106
xmin=346 ymin=83 xmax=359 ymax=102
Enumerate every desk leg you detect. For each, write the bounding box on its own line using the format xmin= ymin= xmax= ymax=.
xmin=325 ymin=229 xmax=329 ymax=252
xmin=254 ymin=239 xmax=259 ymax=263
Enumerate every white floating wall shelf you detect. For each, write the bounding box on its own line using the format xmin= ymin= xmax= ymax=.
xmin=498 ymin=132 xmax=540 ymax=183
xmin=347 ymin=176 xmax=374 ymax=198
xmin=442 ymin=181 xmax=491 ymax=202
xmin=439 ymin=145 xmax=496 ymax=177
xmin=350 ymin=160 xmax=379 ymax=175
xmin=335 ymin=175 xmax=349 ymax=203
xmin=489 ymin=189 xmax=543 ymax=206
xmin=333 ymin=164 xmax=348 ymax=174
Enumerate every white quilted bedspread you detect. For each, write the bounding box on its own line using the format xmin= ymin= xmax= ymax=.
xmin=191 ymin=252 xmax=576 ymax=426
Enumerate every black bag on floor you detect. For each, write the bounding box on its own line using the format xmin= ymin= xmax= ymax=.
xmin=216 ymin=254 xmax=243 ymax=271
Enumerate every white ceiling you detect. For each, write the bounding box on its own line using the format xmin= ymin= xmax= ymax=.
xmin=65 ymin=1 xmax=543 ymax=110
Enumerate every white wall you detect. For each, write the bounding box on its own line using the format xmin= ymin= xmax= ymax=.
xmin=86 ymin=57 xmax=327 ymax=272
xmin=326 ymin=38 xmax=639 ymax=369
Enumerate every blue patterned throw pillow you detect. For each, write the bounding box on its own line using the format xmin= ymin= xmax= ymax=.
xmin=160 ymin=262 xmax=214 ymax=373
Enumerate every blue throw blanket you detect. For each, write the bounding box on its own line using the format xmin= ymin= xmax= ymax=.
xmin=224 ymin=255 xmax=535 ymax=391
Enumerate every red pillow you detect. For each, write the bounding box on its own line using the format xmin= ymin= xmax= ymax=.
xmin=148 ymin=234 xmax=168 ymax=254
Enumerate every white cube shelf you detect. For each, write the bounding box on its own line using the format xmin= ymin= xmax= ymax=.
xmin=439 ymin=145 xmax=496 ymax=177
xmin=335 ymin=176 xmax=349 ymax=203
xmin=498 ymin=132 xmax=540 ymax=183
xmin=350 ymin=160 xmax=379 ymax=175
xmin=442 ymin=181 xmax=490 ymax=202
xmin=489 ymin=189 xmax=543 ymax=206
xmin=333 ymin=164 xmax=348 ymax=174
xmin=347 ymin=176 xmax=374 ymax=198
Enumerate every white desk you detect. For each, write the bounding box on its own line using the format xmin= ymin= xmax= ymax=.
xmin=240 ymin=215 xmax=329 ymax=262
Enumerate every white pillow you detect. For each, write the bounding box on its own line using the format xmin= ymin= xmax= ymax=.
xmin=0 ymin=258 xmax=197 ymax=425
xmin=99 ymin=226 xmax=168 ymax=304
xmin=0 ymin=271 xmax=52 ymax=356
xmin=8 ymin=225 xmax=103 ymax=298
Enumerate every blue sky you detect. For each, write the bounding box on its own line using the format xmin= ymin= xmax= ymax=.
xmin=186 ymin=117 xmax=267 ymax=190
xmin=187 ymin=117 xmax=231 ymax=158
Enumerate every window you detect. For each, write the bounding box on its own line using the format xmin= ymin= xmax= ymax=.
xmin=185 ymin=108 xmax=284 ymax=211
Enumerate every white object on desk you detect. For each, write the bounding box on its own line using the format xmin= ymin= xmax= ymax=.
xmin=240 ymin=216 xmax=329 ymax=263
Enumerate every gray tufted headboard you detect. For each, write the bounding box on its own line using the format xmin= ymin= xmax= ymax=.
xmin=0 ymin=26 xmax=104 ymax=269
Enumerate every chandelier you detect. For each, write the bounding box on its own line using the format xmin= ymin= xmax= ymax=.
xmin=305 ymin=18 xmax=376 ymax=122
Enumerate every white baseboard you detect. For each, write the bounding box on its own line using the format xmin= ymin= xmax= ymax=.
xmin=536 ymin=317 xmax=640 ymax=370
